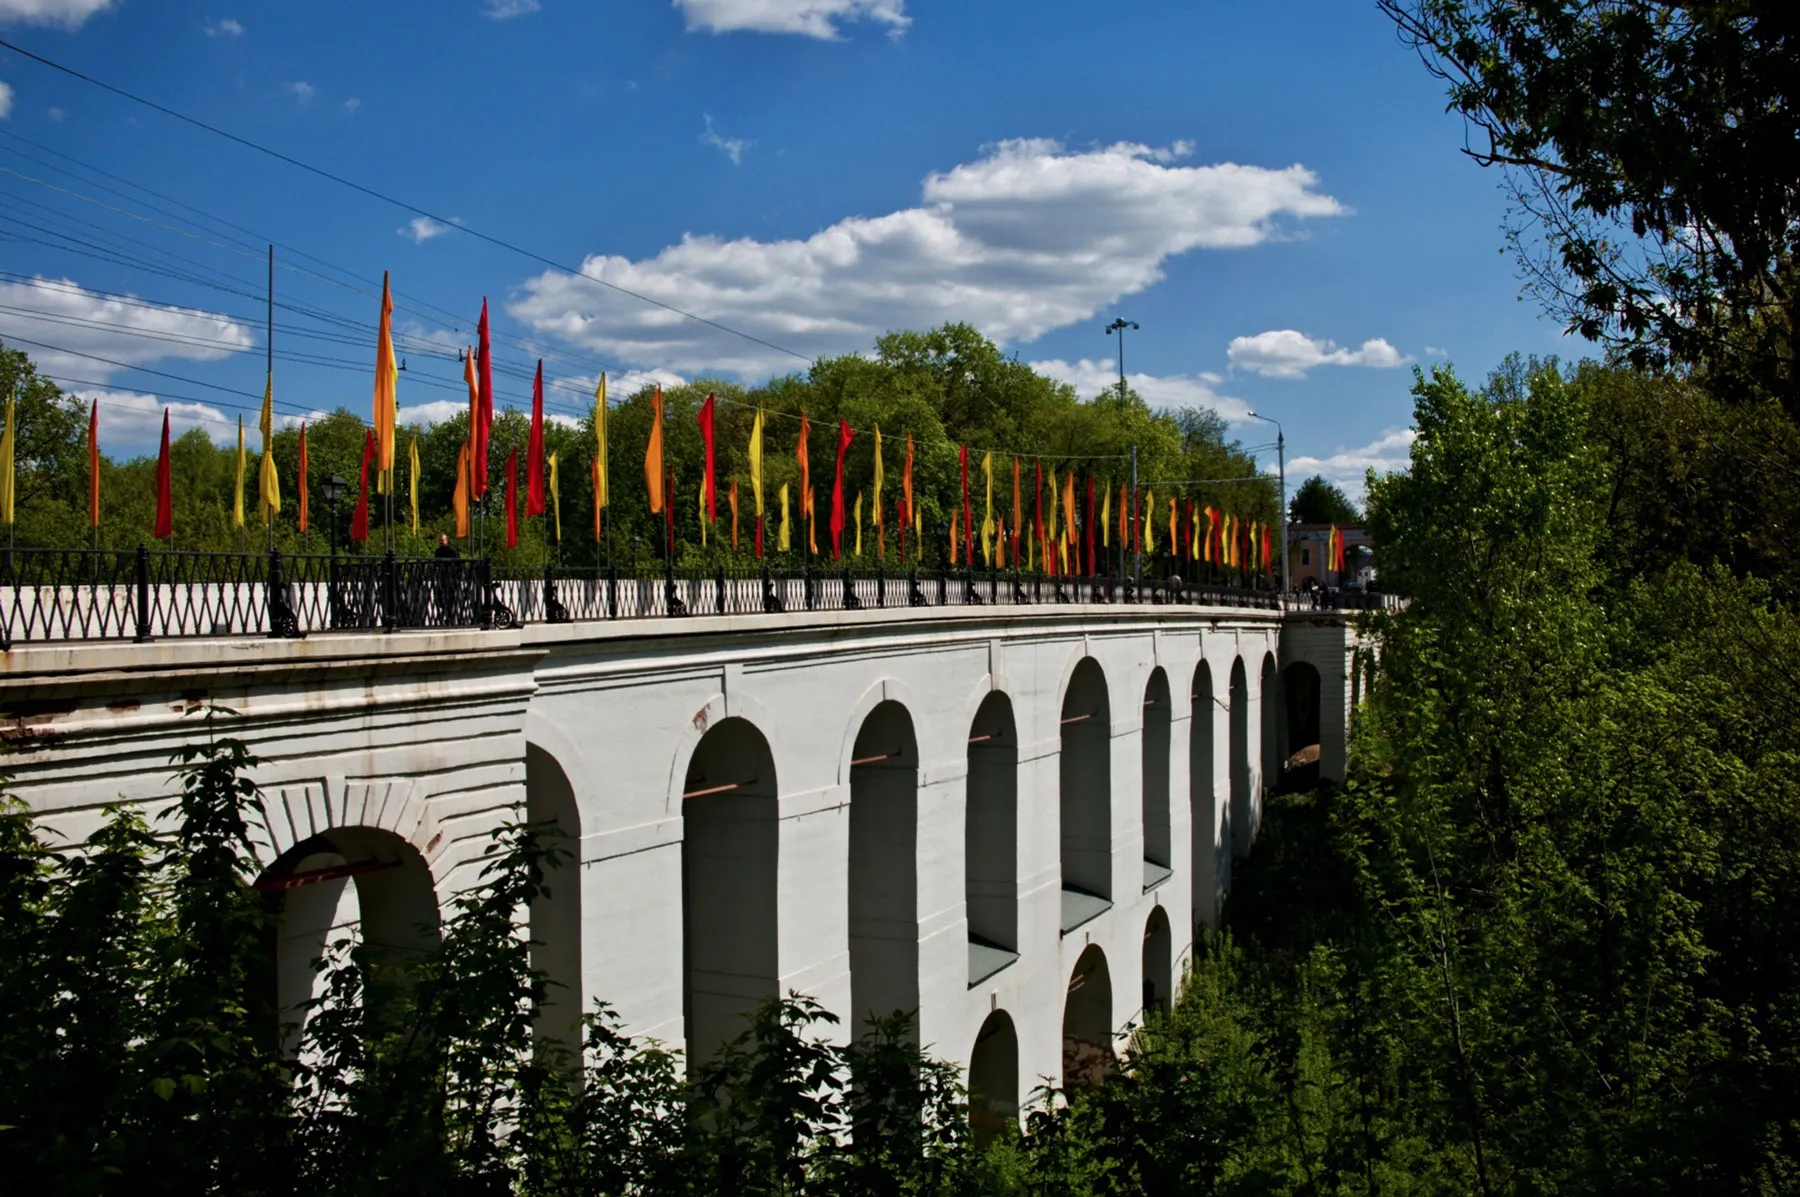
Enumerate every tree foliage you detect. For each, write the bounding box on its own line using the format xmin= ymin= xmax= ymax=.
xmin=1288 ymin=475 xmax=1360 ymax=525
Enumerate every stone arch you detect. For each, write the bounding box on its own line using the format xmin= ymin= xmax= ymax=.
xmin=1261 ymin=653 xmax=1281 ymax=790
xmin=1281 ymin=661 xmax=1323 ymax=778
xmin=1141 ymin=667 xmax=1172 ymax=871
xmin=1142 ymin=905 xmax=1172 ymax=1017
xmin=257 ymin=824 xmax=440 ymax=1050
xmin=969 ymin=1009 xmax=1019 ymax=1146
xmin=835 ymin=676 xmax=926 ymax=787
xmin=525 ymin=742 xmax=583 ymax=1046
xmin=849 ymin=699 xmax=920 ymax=1040
xmin=1229 ymin=657 xmax=1252 ymax=859
xmin=1060 ymin=658 xmax=1113 ymax=916
xmin=1062 ymin=944 xmax=1113 ymax=1093
xmin=662 ymin=688 xmax=785 ymax=817
xmin=1190 ymin=661 xmax=1221 ymax=931
xmin=681 ymin=715 xmax=780 ymax=1064
xmin=966 ymin=690 xmax=1019 ymax=984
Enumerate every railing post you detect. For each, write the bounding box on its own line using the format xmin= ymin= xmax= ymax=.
xmin=715 ymin=565 xmax=726 ymax=615
xmin=133 ymin=543 xmax=151 ymax=642
xmin=804 ymin=563 xmax=815 ymax=612
xmin=266 ymin=548 xmax=299 ymax=638
xmin=936 ymin=567 xmax=946 ymax=605
xmin=876 ymin=565 xmax=886 ymax=609
xmin=607 ymin=564 xmax=618 ymax=619
xmin=382 ymin=550 xmax=398 ymax=631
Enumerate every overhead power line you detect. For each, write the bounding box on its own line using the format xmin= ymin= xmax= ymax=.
xmin=0 ymin=37 xmax=815 ymax=366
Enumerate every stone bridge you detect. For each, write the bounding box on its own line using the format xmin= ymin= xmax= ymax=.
xmin=0 ymin=599 xmax=1370 ymax=1124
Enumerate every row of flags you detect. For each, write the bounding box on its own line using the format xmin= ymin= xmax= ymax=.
xmin=0 ymin=271 xmax=1283 ymax=573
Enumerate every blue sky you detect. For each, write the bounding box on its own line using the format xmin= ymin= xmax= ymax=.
xmin=0 ymin=0 xmax=1568 ymax=493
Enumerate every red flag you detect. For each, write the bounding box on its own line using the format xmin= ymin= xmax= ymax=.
xmin=1085 ymin=475 xmax=1096 ymax=575
xmin=958 ymin=445 xmax=972 ymax=563
xmin=1263 ymin=523 xmax=1274 ymax=575
xmin=297 ymin=423 xmax=310 ymax=533
xmin=1033 ymin=460 xmax=1044 ymax=566
xmin=153 ymin=409 xmax=172 ymax=540
xmin=1118 ymin=482 xmax=1128 ymax=552
xmin=350 ymin=428 xmax=374 ymax=542
xmin=900 ymin=436 xmax=913 ymax=547
xmin=698 ymin=393 xmax=717 ymax=525
xmin=526 ymin=359 xmax=546 ymax=517
xmin=504 ymin=448 xmax=519 ymax=548
xmin=87 ymin=398 xmax=99 ymax=529
xmin=474 ymin=299 xmax=493 ymax=499
xmin=830 ymin=419 xmax=853 ymax=559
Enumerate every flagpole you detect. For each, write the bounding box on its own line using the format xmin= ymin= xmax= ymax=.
xmin=267 ymin=244 xmax=275 ymax=553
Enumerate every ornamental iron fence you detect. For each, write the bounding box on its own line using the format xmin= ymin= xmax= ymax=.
xmin=0 ymin=545 xmax=1295 ymax=648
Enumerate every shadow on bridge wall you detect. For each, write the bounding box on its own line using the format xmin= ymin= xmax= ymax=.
xmin=849 ymin=701 xmax=921 ymax=1042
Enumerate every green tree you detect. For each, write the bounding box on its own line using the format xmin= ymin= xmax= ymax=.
xmin=1288 ymin=475 xmax=1359 ymax=525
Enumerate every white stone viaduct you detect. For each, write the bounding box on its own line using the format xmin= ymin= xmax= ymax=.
xmin=0 ymin=601 xmax=1364 ymax=1123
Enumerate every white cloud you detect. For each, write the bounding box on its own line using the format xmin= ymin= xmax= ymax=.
xmin=0 ymin=276 xmax=255 ymax=379
xmin=69 ymin=388 xmax=247 ymax=451
xmin=701 ymin=113 xmax=749 ymax=166
xmin=482 ymin=0 xmax=540 ymax=18
xmin=568 ymin=368 xmax=689 ymax=403
xmin=284 ymin=81 xmax=314 ymax=105
xmin=1424 ymin=345 xmax=1447 ymax=357
xmin=398 ymin=399 xmax=470 ymax=428
xmin=0 ymin=81 xmax=12 ymax=120
xmin=1284 ymin=427 xmax=1417 ymax=497
xmin=204 ymin=16 xmax=243 ymax=36
xmin=1226 ymin=329 xmax=1408 ymax=379
xmin=47 ymin=105 xmax=65 ymax=122
xmin=675 ymin=0 xmax=908 ymax=39
xmin=343 ymin=97 xmax=361 ymax=114
xmin=0 ymin=0 xmax=113 ymax=29
xmin=400 ymin=216 xmax=452 ymax=243
xmin=1029 ymin=357 xmax=1253 ymax=423
xmin=510 ymin=138 xmax=1343 ymax=377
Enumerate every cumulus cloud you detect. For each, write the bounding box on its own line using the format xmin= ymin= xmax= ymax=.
xmin=343 ymin=97 xmax=361 ymax=114
xmin=700 ymin=114 xmax=749 ymax=166
xmin=510 ymin=138 xmax=1343 ymax=377
xmin=204 ymin=16 xmax=242 ymax=36
xmin=0 ymin=81 xmax=12 ymax=120
xmin=1226 ymin=329 xmax=1408 ymax=379
xmin=1029 ymin=357 xmax=1253 ymax=423
xmin=482 ymin=0 xmax=540 ymax=18
xmin=0 ymin=276 xmax=255 ymax=379
xmin=67 ymin=388 xmax=248 ymax=451
xmin=1285 ymin=427 xmax=1417 ymax=496
xmin=0 ymin=0 xmax=113 ymax=28
xmin=1424 ymin=344 xmax=1447 ymax=357
xmin=675 ymin=0 xmax=908 ymax=39
xmin=47 ymin=106 xmax=65 ymax=122
xmin=284 ymin=81 xmax=315 ymax=104
xmin=400 ymin=216 xmax=452 ymax=243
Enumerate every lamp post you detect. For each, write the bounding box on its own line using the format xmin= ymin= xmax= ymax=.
xmin=1244 ymin=412 xmax=1288 ymax=598
xmin=1105 ymin=317 xmax=1139 ymax=581
xmin=321 ymin=474 xmax=347 ymax=557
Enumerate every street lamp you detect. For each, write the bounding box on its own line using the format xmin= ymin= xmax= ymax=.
xmin=321 ymin=474 xmax=347 ymax=557
xmin=1244 ymin=412 xmax=1288 ymax=598
xmin=1105 ymin=318 xmax=1140 ymax=580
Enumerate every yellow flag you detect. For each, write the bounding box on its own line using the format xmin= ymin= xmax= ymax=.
xmin=1101 ymin=481 xmax=1111 ymax=549
xmin=749 ymin=408 xmax=765 ymax=516
xmin=1144 ymin=488 xmax=1155 ymax=553
xmin=593 ymin=372 xmax=608 ymax=510
xmin=1191 ymin=504 xmax=1201 ymax=559
xmin=409 ymin=436 xmax=421 ymax=534
xmin=257 ymin=372 xmax=280 ymax=524
xmin=0 ymin=391 xmax=14 ymax=526
xmin=232 ymin=414 xmax=246 ymax=529
xmin=854 ymin=490 xmax=863 ymax=558
xmin=549 ymin=451 xmax=562 ymax=543
xmin=1047 ymin=467 xmax=1059 ymax=543
xmin=373 ymin=270 xmax=397 ymax=494
xmin=872 ymin=426 xmax=884 ymax=529
xmin=778 ymin=482 xmax=791 ymax=551
xmin=697 ymin=463 xmax=707 ymax=546
xmin=981 ymin=451 xmax=994 ymax=566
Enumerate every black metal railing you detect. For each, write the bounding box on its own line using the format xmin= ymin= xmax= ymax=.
xmin=1288 ymin=586 xmax=1400 ymax=612
xmin=0 ymin=546 xmax=1286 ymax=647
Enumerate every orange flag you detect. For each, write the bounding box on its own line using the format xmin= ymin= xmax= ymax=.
xmin=373 ymin=270 xmax=397 ymax=492
xmin=453 ymin=442 xmax=471 ymax=538
xmin=645 ymin=385 xmax=665 ymax=514
xmin=1061 ymin=470 xmax=1076 ymax=546
xmin=730 ymin=476 xmax=740 ymax=548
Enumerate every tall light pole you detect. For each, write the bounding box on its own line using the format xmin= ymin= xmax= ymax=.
xmin=1245 ymin=411 xmax=1288 ymax=598
xmin=1106 ymin=318 xmax=1139 ymax=580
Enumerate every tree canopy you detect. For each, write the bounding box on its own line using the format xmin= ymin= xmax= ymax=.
xmin=1287 ymin=475 xmax=1359 ymax=525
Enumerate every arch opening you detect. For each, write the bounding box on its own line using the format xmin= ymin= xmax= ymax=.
xmin=1229 ymin=658 xmax=1252 ymax=859
xmin=1060 ymin=658 xmax=1113 ymax=934
xmin=682 ymin=717 xmax=779 ymax=1065
xmin=1191 ymin=662 xmax=1221 ymax=932
xmin=1141 ymin=906 xmax=1172 ymax=1018
xmin=259 ymin=825 xmax=439 ymax=1052
xmin=849 ymin=700 xmax=920 ymax=1041
xmin=1280 ymin=662 xmax=1323 ymax=787
xmin=966 ymin=691 xmax=1019 ymax=985
xmin=1141 ymin=668 xmax=1172 ymax=878
xmin=526 ymin=743 xmax=583 ymax=1047
xmin=968 ymin=1010 xmax=1019 ymax=1147
xmin=1261 ymin=654 xmax=1282 ymax=791
xmin=1062 ymin=944 xmax=1114 ymax=1093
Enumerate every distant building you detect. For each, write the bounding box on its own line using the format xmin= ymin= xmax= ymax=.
xmin=1288 ymin=523 xmax=1374 ymax=588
